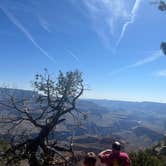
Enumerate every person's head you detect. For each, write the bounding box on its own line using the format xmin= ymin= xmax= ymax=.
xmin=84 ymin=152 xmax=97 ymax=166
xmin=112 ymin=141 xmax=121 ymax=156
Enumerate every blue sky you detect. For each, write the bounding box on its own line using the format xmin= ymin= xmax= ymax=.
xmin=0 ymin=0 xmax=166 ymax=102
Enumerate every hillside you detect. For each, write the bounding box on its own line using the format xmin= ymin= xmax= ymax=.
xmin=0 ymin=88 xmax=165 ymax=151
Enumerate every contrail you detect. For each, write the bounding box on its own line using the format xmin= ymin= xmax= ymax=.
xmin=65 ymin=48 xmax=80 ymax=62
xmin=38 ymin=15 xmax=51 ymax=33
xmin=0 ymin=6 xmax=57 ymax=65
xmin=116 ymin=0 xmax=142 ymax=47
xmin=109 ymin=50 xmax=162 ymax=76
xmin=127 ymin=50 xmax=162 ymax=68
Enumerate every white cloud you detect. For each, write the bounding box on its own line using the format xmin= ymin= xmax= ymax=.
xmin=77 ymin=0 xmax=131 ymax=47
xmin=73 ymin=0 xmax=142 ymax=47
xmin=116 ymin=0 xmax=142 ymax=47
xmin=109 ymin=50 xmax=162 ymax=76
xmin=156 ymin=70 xmax=166 ymax=77
xmin=0 ymin=5 xmax=57 ymax=65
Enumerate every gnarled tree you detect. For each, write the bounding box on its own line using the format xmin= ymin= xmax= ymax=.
xmin=158 ymin=1 xmax=166 ymax=55
xmin=151 ymin=0 xmax=166 ymax=54
xmin=0 ymin=69 xmax=84 ymax=166
xmin=152 ymin=0 xmax=166 ymax=54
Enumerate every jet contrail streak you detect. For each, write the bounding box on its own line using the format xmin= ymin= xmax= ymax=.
xmin=116 ymin=0 xmax=142 ymax=47
xmin=109 ymin=50 xmax=162 ymax=76
xmin=65 ymin=49 xmax=80 ymax=62
xmin=0 ymin=5 xmax=57 ymax=65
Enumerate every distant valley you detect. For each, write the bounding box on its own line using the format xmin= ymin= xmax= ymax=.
xmin=0 ymin=88 xmax=166 ymax=151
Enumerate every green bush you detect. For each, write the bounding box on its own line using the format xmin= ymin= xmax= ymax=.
xmin=130 ymin=150 xmax=165 ymax=166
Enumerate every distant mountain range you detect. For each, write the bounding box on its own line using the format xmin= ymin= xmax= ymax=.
xmin=72 ymin=99 xmax=165 ymax=151
xmin=0 ymin=88 xmax=165 ymax=151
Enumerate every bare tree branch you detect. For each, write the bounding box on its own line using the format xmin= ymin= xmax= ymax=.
xmin=0 ymin=69 xmax=84 ymax=166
